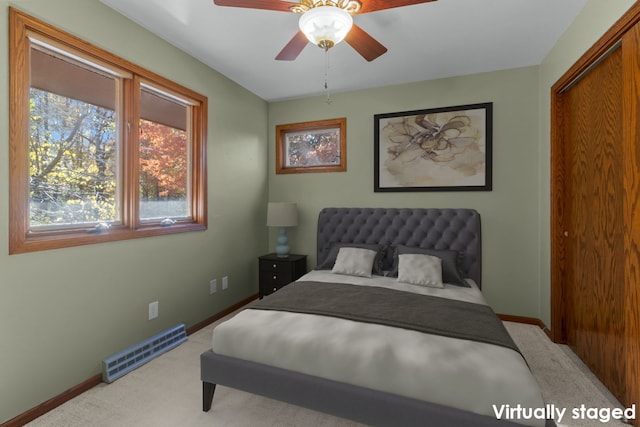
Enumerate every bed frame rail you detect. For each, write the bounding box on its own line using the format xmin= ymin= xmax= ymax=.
xmin=200 ymin=350 xmax=550 ymax=427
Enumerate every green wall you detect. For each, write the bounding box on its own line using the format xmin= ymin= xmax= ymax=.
xmin=1 ymin=0 xmax=636 ymax=423
xmin=268 ymin=0 xmax=638 ymax=327
xmin=0 ymin=0 xmax=268 ymax=423
xmin=268 ymin=66 xmax=542 ymax=316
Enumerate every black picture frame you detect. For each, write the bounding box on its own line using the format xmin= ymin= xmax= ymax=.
xmin=374 ymin=102 xmax=492 ymax=192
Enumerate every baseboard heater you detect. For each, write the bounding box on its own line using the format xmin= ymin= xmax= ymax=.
xmin=102 ymin=323 xmax=187 ymax=383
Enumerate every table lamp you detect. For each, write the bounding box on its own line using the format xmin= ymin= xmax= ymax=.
xmin=266 ymin=202 xmax=298 ymax=257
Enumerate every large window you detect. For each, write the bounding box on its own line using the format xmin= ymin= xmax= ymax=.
xmin=9 ymin=8 xmax=207 ymax=254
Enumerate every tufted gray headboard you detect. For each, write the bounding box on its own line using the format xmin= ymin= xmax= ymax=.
xmin=316 ymin=208 xmax=482 ymax=287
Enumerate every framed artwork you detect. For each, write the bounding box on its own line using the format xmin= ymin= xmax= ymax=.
xmin=276 ymin=117 xmax=346 ymax=174
xmin=374 ymin=103 xmax=492 ymax=192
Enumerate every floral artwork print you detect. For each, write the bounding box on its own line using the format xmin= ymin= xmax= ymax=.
xmin=375 ymin=104 xmax=492 ymax=191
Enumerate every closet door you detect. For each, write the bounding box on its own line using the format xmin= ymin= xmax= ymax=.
xmin=552 ymin=8 xmax=640 ymax=416
xmin=561 ymin=46 xmax=626 ymax=400
xmin=620 ymin=22 xmax=640 ymax=415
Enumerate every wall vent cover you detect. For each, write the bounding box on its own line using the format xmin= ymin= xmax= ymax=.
xmin=102 ymin=323 xmax=187 ymax=383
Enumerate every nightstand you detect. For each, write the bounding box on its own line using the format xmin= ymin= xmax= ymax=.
xmin=258 ymin=253 xmax=307 ymax=298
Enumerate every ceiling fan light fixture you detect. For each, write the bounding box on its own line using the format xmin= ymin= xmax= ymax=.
xmin=299 ymin=6 xmax=353 ymax=50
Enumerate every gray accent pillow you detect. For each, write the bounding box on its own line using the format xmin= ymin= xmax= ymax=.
xmin=316 ymin=243 xmax=385 ymax=276
xmin=389 ymin=245 xmax=469 ymax=287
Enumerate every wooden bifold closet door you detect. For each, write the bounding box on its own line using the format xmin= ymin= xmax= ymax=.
xmin=551 ymin=5 xmax=640 ymax=423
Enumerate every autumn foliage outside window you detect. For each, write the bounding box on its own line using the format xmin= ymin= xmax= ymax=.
xmin=9 ymin=8 xmax=207 ymax=253
xmin=138 ymin=83 xmax=191 ymax=221
xmin=139 ymin=119 xmax=189 ymax=219
xmin=29 ymin=87 xmax=120 ymax=228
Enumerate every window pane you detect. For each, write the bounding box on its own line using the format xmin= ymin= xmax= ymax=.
xmin=285 ymin=128 xmax=341 ymax=167
xmin=29 ymin=48 xmax=120 ymax=229
xmin=139 ymin=86 xmax=190 ymax=221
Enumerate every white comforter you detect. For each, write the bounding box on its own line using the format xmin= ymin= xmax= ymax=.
xmin=212 ymin=271 xmax=546 ymax=426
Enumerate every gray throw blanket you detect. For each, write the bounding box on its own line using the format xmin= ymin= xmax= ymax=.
xmin=249 ymin=281 xmax=520 ymax=355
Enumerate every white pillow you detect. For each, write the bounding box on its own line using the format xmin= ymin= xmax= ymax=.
xmin=331 ymin=247 xmax=378 ymax=278
xmin=397 ymin=253 xmax=444 ymax=288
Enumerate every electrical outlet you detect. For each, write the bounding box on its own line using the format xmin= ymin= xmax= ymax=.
xmin=148 ymin=301 xmax=159 ymax=320
xmin=222 ymin=276 xmax=228 ymax=290
xmin=210 ymin=279 xmax=217 ymax=294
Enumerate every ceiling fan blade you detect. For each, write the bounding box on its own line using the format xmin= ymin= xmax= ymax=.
xmin=357 ymin=0 xmax=436 ymax=14
xmin=212 ymin=0 xmax=297 ymax=12
xmin=276 ymin=31 xmax=309 ymax=61
xmin=344 ymin=24 xmax=387 ymax=62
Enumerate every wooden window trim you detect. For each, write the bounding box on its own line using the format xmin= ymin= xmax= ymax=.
xmin=9 ymin=8 xmax=207 ymax=254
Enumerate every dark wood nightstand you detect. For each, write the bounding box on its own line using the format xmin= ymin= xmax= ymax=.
xmin=258 ymin=253 xmax=307 ymax=298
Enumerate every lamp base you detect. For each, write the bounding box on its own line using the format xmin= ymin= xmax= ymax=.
xmin=275 ymin=227 xmax=290 ymax=257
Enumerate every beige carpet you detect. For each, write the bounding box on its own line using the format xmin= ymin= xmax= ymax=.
xmin=503 ymin=322 xmax=628 ymax=427
xmin=26 ymin=317 xmax=628 ymax=427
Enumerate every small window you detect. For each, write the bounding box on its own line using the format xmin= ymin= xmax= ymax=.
xmin=275 ymin=118 xmax=347 ymax=174
xmin=9 ymin=8 xmax=207 ymax=253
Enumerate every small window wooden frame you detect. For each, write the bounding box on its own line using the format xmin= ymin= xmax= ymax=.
xmin=276 ymin=118 xmax=346 ymax=174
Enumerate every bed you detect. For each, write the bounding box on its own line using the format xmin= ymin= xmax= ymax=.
xmin=200 ymin=208 xmax=555 ymax=427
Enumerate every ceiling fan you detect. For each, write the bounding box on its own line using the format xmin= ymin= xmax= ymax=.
xmin=212 ymin=0 xmax=437 ymax=62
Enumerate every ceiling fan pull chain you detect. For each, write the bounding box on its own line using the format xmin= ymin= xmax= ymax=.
xmin=325 ymin=49 xmax=332 ymax=104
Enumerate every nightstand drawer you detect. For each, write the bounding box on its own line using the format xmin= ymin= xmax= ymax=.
xmin=258 ymin=253 xmax=307 ymax=298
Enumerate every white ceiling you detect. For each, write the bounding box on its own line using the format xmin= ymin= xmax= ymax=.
xmin=100 ymin=0 xmax=587 ymax=102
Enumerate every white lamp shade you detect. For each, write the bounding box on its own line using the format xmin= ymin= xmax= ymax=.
xmin=267 ymin=202 xmax=298 ymax=227
xmin=299 ymin=6 xmax=353 ymax=47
